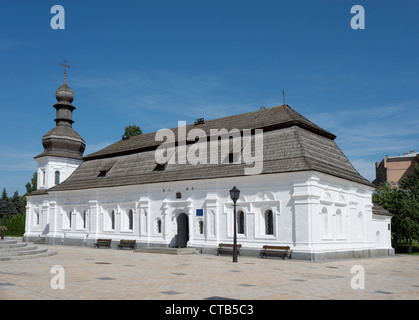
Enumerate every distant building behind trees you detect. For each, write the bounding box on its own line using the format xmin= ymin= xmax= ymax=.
xmin=374 ymin=150 xmax=419 ymax=186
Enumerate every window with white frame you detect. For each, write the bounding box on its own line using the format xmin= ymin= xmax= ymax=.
xmin=321 ymin=207 xmax=330 ymax=239
xmin=156 ymin=218 xmax=162 ymax=234
xmin=55 ymin=171 xmax=60 ymax=185
xmin=82 ymin=210 xmax=87 ymax=229
xmin=358 ymin=212 xmax=363 ymax=239
xmin=237 ymin=210 xmax=245 ymax=234
xmin=198 ymin=219 xmax=204 ymax=235
xmin=128 ymin=209 xmax=133 ymax=230
xmin=264 ymin=209 xmax=274 ymax=235
xmin=336 ymin=209 xmax=344 ymax=239
xmin=110 ymin=210 xmax=115 ymax=230
xmin=63 ymin=211 xmax=71 ymax=229
xmin=34 ymin=208 xmax=40 ymax=225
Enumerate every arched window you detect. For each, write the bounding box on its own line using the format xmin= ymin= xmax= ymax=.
xmin=265 ymin=209 xmax=274 ymax=235
xmin=128 ymin=209 xmax=133 ymax=230
xmin=55 ymin=171 xmax=60 ymax=185
xmin=156 ymin=218 xmax=162 ymax=233
xmin=68 ymin=211 xmax=72 ymax=229
xmin=82 ymin=210 xmax=87 ymax=229
xmin=198 ymin=220 xmax=204 ymax=235
xmin=110 ymin=210 xmax=115 ymax=230
xmin=358 ymin=212 xmax=363 ymax=238
xmin=321 ymin=207 xmax=329 ymax=239
xmin=336 ymin=209 xmax=343 ymax=238
xmin=237 ymin=210 xmax=245 ymax=234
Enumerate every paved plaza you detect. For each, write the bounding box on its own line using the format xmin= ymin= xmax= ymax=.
xmin=0 ymin=242 xmax=418 ymax=300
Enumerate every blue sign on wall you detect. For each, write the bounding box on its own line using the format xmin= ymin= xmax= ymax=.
xmin=196 ymin=209 xmax=204 ymax=216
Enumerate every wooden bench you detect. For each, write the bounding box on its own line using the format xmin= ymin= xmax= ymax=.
xmin=216 ymin=243 xmax=242 ymax=256
xmin=117 ymin=239 xmax=136 ymax=250
xmin=94 ymin=239 xmax=112 ymax=249
xmin=260 ymin=245 xmax=291 ymax=259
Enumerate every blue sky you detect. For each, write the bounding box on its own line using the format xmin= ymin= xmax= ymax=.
xmin=0 ymin=0 xmax=418 ymax=196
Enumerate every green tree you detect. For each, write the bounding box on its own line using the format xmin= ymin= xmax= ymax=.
xmin=1 ymin=188 xmax=9 ymax=218
xmin=398 ymin=164 xmax=419 ymax=252
xmin=373 ymin=165 xmax=419 ymax=252
xmin=25 ymin=172 xmax=37 ymax=194
xmin=4 ymin=213 xmax=26 ymax=237
xmin=122 ymin=125 xmax=142 ymax=140
xmin=398 ymin=196 xmax=419 ymax=252
xmin=373 ymin=183 xmax=403 ymax=246
xmin=399 ymin=164 xmax=419 ymax=199
xmin=11 ymin=190 xmax=25 ymax=215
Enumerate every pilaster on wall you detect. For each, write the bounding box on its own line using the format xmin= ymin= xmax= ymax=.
xmin=138 ymin=198 xmax=150 ymax=239
xmin=291 ymin=176 xmax=320 ymax=251
xmin=48 ymin=201 xmax=56 ymax=237
xmin=204 ymin=198 xmax=217 ymax=241
xmin=88 ymin=200 xmax=98 ymax=238
xmin=186 ymin=198 xmax=194 ymax=243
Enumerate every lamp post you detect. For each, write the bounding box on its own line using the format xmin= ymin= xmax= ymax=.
xmin=229 ymin=186 xmax=240 ymax=263
xmin=1 ymin=199 xmax=6 ymax=240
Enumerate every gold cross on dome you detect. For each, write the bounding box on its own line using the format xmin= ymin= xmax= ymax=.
xmin=60 ymin=59 xmax=70 ymax=81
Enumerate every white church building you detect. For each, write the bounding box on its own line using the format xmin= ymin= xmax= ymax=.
xmin=24 ymin=76 xmax=394 ymax=260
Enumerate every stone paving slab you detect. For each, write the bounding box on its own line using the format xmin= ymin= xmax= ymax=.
xmin=0 ymin=244 xmax=418 ymax=300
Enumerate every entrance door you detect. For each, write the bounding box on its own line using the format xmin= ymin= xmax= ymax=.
xmin=176 ymin=213 xmax=189 ymax=248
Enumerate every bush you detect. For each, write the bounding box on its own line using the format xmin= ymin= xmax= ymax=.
xmin=395 ymin=245 xmax=419 ymax=254
xmin=3 ymin=213 xmax=26 ymax=237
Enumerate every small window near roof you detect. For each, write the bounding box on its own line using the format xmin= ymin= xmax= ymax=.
xmin=55 ymin=171 xmax=60 ymax=185
xmin=98 ymin=163 xmax=115 ymax=177
xmin=98 ymin=170 xmax=107 ymax=177
xmin=154 ymin=163 xmax=167 ymax=171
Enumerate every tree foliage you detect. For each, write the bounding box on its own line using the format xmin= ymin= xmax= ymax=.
xmin=0 ymin=172 xmax=36 ymax=236
xmin=25 ymin=172 xmax=37 ymax=194
xmin=373 ymin=164 xmax=419 ymax=251
xmin=122 ymin=124 xmax=142 ymax=140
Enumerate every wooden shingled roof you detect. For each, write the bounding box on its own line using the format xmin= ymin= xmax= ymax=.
xmin=372 ymin=204 xmax=393 ymax=216
xmin=42 ymin=105 xmax=372 ymax=193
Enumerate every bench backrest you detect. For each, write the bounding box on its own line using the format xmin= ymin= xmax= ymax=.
xmin=120 ymin=240 xmax=136 ymax=244
xmin=218 ymin=243 xmax=242 ymax=248
xmin=97 ymin=239 xmax=112 ymax=243
xmin=263 ymin=245 xmax=290 ymax=250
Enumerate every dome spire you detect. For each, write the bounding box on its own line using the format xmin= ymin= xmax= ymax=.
xmin=60 ymin=59 xmax=70 ymax=83
xmin=55 ymin=59 xmax=75 ymax=126
xmin=34 ymin=60 xmax=85 ymax=161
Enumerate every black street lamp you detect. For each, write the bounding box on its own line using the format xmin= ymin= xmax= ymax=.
xmin=1 ymin=199 xmax=7 ymax=240
xmin=229 ymin=186 xmax=240 ymax=263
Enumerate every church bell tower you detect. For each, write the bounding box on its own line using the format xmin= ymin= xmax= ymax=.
xmin=34 ymin=60 xmax=86 ymax=190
